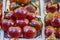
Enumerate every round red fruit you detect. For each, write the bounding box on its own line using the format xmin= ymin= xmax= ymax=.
xmin=26 ymin=13 xmax=35 ymax=22
xmin=8 ymin=27 xmax=22 ymax=38
xmin=29 ymin=20 xmax=43 ymax=31
xmin=5 ymin=11 xmax=16 ymax=20
xmin=23 ymin=26 xmax=37 ymax=38
xmin=51 ymin=12 xmax=60 ymax=27
xmin=46 ymin=2 xmax=59 ymax=13
xmin=2 ymin=19 xmax=14 ymax=32
xmin=14 ymin=7 xmax=28 ymax=20
xmin=16 ymin=19 xmax=29 ymax=28
xmin=45 ymin=26 xmax=56 ymax=37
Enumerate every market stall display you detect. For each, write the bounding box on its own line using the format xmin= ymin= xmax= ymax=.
xmin=1 ymin=0 xmax=43 ymax=40
xmin=1 ymin=0 xmax=60 ymax=40
xmin=44 ymin=0 xmax=60 ymax=40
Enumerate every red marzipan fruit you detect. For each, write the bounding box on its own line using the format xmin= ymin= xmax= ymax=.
xmin=8 ymin=27 xmax=22 ymax=38
xmin=46 ymin=2 xmax=59 ymax=13
xmin=51 ymin=12 xmax=60 ymax=27
xmin=13 ymin=7 xmax=28 ymax=20
xmin=29 ymin=20 xmax=43 ymax=31
xmin=5 ymin=11 xmax=16 ymax=21
xmin=26 ymin=13 xmax=35 ymax=22
xmin=45 ymin=26 xmax=56 ymax=37
xmin=16 ymin=19 xmax=29 ymax=28
xmin=23 ymin=26 xmax=37 ymax=38
xmin=2 ymin=19 xmax=15 ymax=32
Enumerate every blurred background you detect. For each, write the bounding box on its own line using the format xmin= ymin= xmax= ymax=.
xmin=44 ymin=0 xmax=60 ymax=2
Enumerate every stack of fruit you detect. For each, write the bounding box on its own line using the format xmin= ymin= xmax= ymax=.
xmin=44 ymin=2 xmax=60 ymax=39
xmin=0 ymin=0 xmax=2 ymax=29
xmin=1 ymin=0 xmax=43 ymax=39
xmin=9 ymin=0 xmax=37 ymax=13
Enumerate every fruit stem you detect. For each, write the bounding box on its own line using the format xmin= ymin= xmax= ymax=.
xmin=10 ymin=38 xmax=18 ymax=40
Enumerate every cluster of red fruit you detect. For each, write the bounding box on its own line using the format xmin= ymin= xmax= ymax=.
xmin=44 ymin=11 xmax=60 ymax=38
xmin=9 ymin=0 xmax=37 ymax=13
xmin=0 ymin=0 xmax=2 ymax=27
xmin=45 ymin=2 xmax=60 ymax=38
xmin=1 ymin=7 xmax=43 ymax=39
xmin=46 ymin=2 xmax=59 ymax=13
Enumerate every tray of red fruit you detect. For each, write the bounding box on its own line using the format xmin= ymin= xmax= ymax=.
xmin=43 ymin=0 xmax=60 ymax=40
xmin=0 ymin=0 xmax=2 ymax=29
xmin=0 ymin=0 xmax=44 ymax=40
xmin=0 ymin=0 xmax=4 ymax=40
xmin=1 ymin=0 xmax=60 ymax=40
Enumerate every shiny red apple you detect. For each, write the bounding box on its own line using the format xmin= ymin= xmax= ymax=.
xmin=45 ymin=26 xmax=56 ymax=37
xmin=15 ymin=19 xmax=29 ymax=28
xmin=26 ymin=13 xmax=35 ymax=22
xmin=7 ymin=27 xmax=22 ymax=38
xmin=23 ymin=26 xmax=37 ymax=38
xmin=29 ymin=20 xmax=43 ymax=31
xmin=13 ymin=7 xmax=28 ymax=20
xmin=51 ymin=13 xmax=60 ymax=27
xmin=2 ymin=19 xmax=14 ymax=32
xmin=46 ymin=2 xmax=59 ymax=13
xmin=5 ymin=11 xmax=16 ymax=20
